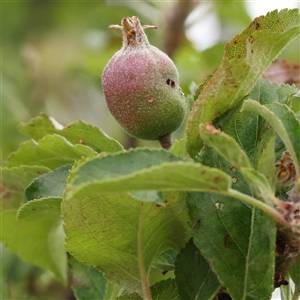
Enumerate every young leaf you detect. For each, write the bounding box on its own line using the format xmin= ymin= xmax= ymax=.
xmin=169 ymin=138 xmax=189 ymax=159
xmin=255 ymin=131 xmax=276 ymax=191
xmin=1 ymin=166 xmax=50 ymax=210
xmin=174 ymin=239 xmax=220 ymax=300
xmin=1 ymin=198 xmax=67 ymax=283
xmin=197 ymin=79 xmax=283 ymax=166
xmin=62 ymin=190 xmax=190 ymax=295
xmin=240 ymin=167 xmax=277 ymax=206
xmin=19 ymin=114 xmax=123 ymax=153
xmin=199 ymin=123 xmax=278 ymax=205
xmin=69 ymin=256 xmax=124 ymax=300
xmin=242 ymin=100 xmax=300 ymax=177
xmin=186 ymin=9 xmax=300 ymax=157
xmin=8 ymin=134 xmax=97 ymax=169
xmin=68 ymin=149 xmax=232 ymax=199
xmin=17 ymin=197 xmax=62 ymax=219
xmin=199 ymin=123 xmax=252 ymax=170
xmin=280 ymin=283 xmax=293 ymax=300
xmin=25 ymin=164 xmax=72 ymax=202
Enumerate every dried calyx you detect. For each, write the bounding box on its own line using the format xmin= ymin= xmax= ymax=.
xmin=102 ymin=16 xmax=187 ymax=149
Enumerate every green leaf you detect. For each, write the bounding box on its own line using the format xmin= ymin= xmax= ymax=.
xmin=174 ymin=239 xmax=220 ymax=300
xmin=188 ymin=79 xmax=282 ymax=298
xmin=19 ymin=114 xmax=123 ymax=153
xmin=242 ymin=100 xmax=300 ymax=177
xmin=152 ymin=249 xmax=178 ymax=271
xmin=169 ymin=139 xmax=189 ymax=159
xmin=1 ymin=197 xmax=67 ymax=283
xmin=186 ymin=9 xmax=300 ymax=157
xmin=17 ymin=197 xmax=62 ymax=219
xmin=199 ymin=123 xmax=252 ymax=170
xmin=290 ymin=255 xmax=300 ymax=299
xmin=280 ymin=283 xmax=293 ymax=300
xmin=70 ymin=256 xmax=124 ymax=300
xmin=199 ymin=122 xmax=277 ymax=205
xmin=1 ymin=166 xmax=50 ymax=210
xmin=188 ymin=192 xmax=276 ymax=300
xmin=255 ymin=131 xmax=276 ymax=191
xmin=8 ymin=134 xmax=97 ymax=169
xmin=68 ymin=149 xmax=232 ymax=199
xmin=116 ymin=278 xmax=180 ymax=300
xmin=63 ymin=188 xmax=190 ymax=294
xmin=25 ymin=164 xmax=72 ymax=202
xmin=148 ymin=278 xmax=180 ymax=300
xmin=0 ymin=277 xmax=9 ymax=300
xmin=197 ymin=79 xmax=281 ymax=166
xmin=240 ymin=167 xmax=276 ymax=206
xmin=116 ymin=293 xmax=142 ymax=300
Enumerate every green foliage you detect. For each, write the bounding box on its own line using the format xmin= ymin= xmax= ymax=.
xmin=63 ymin=187 xmax=190 ymax=294
xmin=19 ymin=114 xmax=123 ymax=153
xmin=70 ymin=257 xmax=124 ymax=300
xmin=242 ymin=101 xmax=300 ymax=175
xmin=1 ymin=8 xmax=300 ymax=300
xmin=7 ymin=134 xmax=97 ymax=169
xmin=1 ymin=201 xmax=67 ymax=283
xmin=1 ymin=166 xmax=50 ymax=210
xmin=116 ymin=279 xmax=180 ymax=300
xmin=175 ymin=239 xmax=220 ymax=299
xmin=186 ymin=8 xmax=300 ymax=157
xmin=290 ymin=256 xmax=300 ymax=298
xmin=24 ymin=164 xmax=72 ymax=202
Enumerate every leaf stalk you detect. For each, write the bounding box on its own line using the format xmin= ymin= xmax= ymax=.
xmin=137 ymin=204 xmax=153 ymax=300
xmin=225 ymin=189 xmax=288 ymax=226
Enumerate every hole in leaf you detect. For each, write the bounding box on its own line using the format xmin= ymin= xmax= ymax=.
xmin=214 ymin=201 xmax=225 ymax=211
xmin=230 ymin=166 xmax=237 ymax=173
xmin=232 ymin=176 xmax=238 ymax=184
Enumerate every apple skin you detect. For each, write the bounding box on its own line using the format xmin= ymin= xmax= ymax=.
xmin=102 ymin=16 xmax=187 ymax=141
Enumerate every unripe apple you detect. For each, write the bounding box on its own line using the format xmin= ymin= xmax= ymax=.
xmin=101 ymin=16 xmax=187 ymax=148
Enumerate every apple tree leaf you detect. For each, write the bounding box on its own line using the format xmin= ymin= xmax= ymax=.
xmin=25 ymin=164 xmax=72 ymax=202
xmin=1 ymin=165 xmax=50 ymax=210
xmin=242 ymin=100 xmax=300 ymax=172
xmin=174 ymin=239 xmax=220 ymax=300
xmin=1 ymin=197 xmax=67 ymax=283
xmin=186 ymin=9 xmax=300 ymax=157
xmin=19 ymin=114 xmax=123 ymax=153
xmin=69 ymin=256 xmax=124 ymax=300
xmin=8 ymin=134 xmax=97 ymax=169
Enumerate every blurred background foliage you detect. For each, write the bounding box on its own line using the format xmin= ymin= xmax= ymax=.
xmin=1 ymin=1 xmax=299 ymax=299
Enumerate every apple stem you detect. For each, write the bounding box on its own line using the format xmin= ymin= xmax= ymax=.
xmin=158 ymin=134 xmax=172 ymax=149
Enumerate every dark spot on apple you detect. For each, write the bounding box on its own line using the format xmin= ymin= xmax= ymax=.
xmin=166 ymin=78 xmax=175 ymax=88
